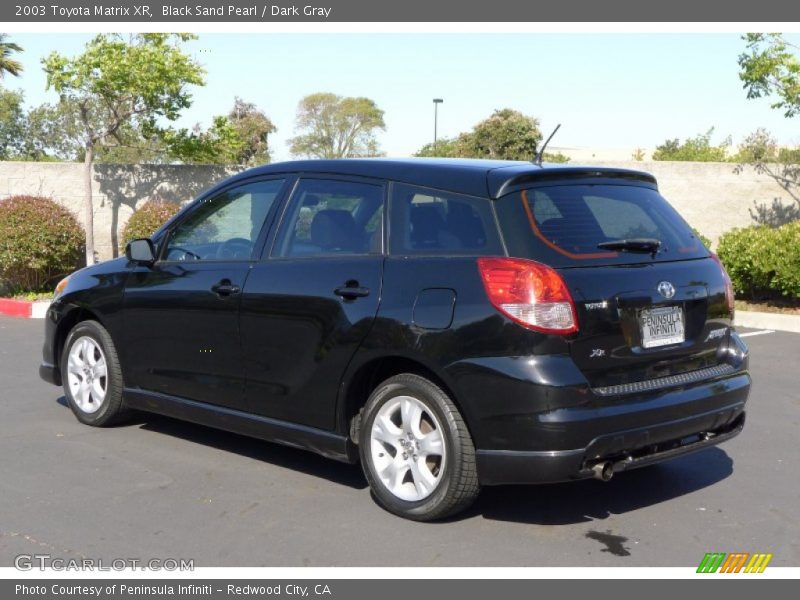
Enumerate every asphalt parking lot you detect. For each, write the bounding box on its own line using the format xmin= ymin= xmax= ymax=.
xmin=0 ymin=316 xmax=797 ymax=567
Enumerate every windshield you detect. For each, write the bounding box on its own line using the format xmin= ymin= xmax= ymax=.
xmin=494 ymin=183 xmax=709 ymax=267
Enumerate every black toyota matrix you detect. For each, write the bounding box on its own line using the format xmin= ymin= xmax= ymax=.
xmin=39 ymin=158 xmax=750 ymax=520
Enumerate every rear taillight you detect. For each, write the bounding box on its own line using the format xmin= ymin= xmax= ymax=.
xmin=477 ymin=257 xmax=578 ymax=335
xmin=710 ymin=253 xmax=735 ymax=315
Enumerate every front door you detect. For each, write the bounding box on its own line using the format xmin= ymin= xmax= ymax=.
xmin=240 ymin=177 xmax=385 ymax=430
xmin=122 ymin=178 xmax=287 ymax=410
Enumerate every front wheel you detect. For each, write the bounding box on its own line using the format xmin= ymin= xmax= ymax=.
xmin=358 ymin=373 xmax=480 ymax=521
xmin=61 ymin=320 xmax=127 ymax=426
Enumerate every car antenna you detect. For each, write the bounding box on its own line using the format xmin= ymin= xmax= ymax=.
xmin=534 ymin=123 xmax=561 ymax=166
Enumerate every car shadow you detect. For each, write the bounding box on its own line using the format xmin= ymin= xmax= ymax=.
xmin=466 ymin=447 xmax=734 ymax=525
xmin=54 ymin=396 xmax=368 ymax=490
xmin=138 ymin=414 xmax=370 ymax=490
xmin=55 ymin=396 xmax=733 ymax=520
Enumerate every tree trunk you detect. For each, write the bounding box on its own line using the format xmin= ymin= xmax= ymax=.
xmin=83 ymin=143 xmax=95 ymax=266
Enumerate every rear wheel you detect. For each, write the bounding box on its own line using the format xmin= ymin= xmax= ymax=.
xmin=61 ymin=320 xmax=127 ymax=426
xmin=359 ymin=373 xmax=480 ymax=521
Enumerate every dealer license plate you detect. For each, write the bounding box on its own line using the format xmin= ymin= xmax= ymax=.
xmin=639 ymin=305 xmax=684 ymax=348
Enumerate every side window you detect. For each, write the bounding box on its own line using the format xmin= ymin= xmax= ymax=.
xmin=389 ymin=183 xmax=502 ymax=256
xmin=274 ymin=179 xmax=384 ymax=257
xmin=165 ymin=179 xmax=285 ymax=261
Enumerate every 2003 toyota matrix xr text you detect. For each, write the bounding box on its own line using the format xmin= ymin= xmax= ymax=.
xmin=39 ymin=158 xmax=751 ymax=520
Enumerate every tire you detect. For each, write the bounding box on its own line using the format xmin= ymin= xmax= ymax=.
xmin=60 ymin=320 xmax=128 ymax=427
xmin=358 ymin=373 xmax=480 ymax=521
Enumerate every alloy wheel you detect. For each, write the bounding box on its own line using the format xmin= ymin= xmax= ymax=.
xmin=369 ymin=395 xmax=446 ymax=501
xmin=66 ymin=336 xmax=108 ymax=414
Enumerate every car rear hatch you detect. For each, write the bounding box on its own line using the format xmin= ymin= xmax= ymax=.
xmin=493 ymin=177 xmax=736 ymax=389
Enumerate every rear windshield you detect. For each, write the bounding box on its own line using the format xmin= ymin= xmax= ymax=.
xmin=495 ymin=183 xmax=709 ymax=267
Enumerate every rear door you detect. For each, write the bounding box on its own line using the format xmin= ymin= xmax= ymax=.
xmin=495 ymin=181 xmax=733 ymax=388
xmin=240 ymin=177 xmax=385 ymax=430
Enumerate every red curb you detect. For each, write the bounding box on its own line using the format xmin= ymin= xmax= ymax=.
xmin=0 ymin=298 xmax=33 ymax=318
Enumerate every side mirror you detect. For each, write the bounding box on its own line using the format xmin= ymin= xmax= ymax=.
xmin=126 ymin=238 xmax=156 ymax=264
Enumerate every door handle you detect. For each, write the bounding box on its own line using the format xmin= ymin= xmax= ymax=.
xmin=334 ymin=281 xmax=370 ymax=300
xmin=211 ymin=280 xmax=241 ymax=296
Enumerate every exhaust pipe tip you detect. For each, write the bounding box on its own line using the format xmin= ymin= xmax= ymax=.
xmin=592 ymin=461 xmax=614 ymax=482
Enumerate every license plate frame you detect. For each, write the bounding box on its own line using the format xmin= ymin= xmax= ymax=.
xmin=639 ymin=305 xmax=685 ymax=348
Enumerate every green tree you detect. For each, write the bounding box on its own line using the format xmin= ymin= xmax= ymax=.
xmin=736 ymin=34 xmax=800 ymax=227
xmin=0 ymin=89 xmax=26 ymax=159
xmin=92 ymin=121 xmax=172 ymax=164
xmin=105 ymin=98 xmax=276 ymax=165
xmin=414 ymin=137 xmax=461 ymax=158
xmin=652 ymin=128 xmax=731 ymax=161
xmin=289 ymin=92 xmax=385 ymax=158
xmin=42 ymin=33 xmax=205 ymax=264
xmin=732 ymin=128 xmax=800 ymax=226
xmin=165 ymin=116 xmax=246 ymax=165
xmin=0 ymin=93 xmax=76 ymax=161
xmin=0 ymin=34 xmax=23 ymax=80
xmin=739 ymin=33 xmax=800 ymax=118
xmin=414 ymin=108 xmax=550 ymax=161
xmin=24 ymin=102 xmax=88 ymax=161
xmin=459 ymin=108 xmax=542 ymax=160
xmin=228 ymin=96 xmax=276 ymax=165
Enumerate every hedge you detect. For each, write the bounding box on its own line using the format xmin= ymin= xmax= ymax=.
xmin=0 ymin=195 xmax=84 ymax=293
xmin=120 ymin=200 xmax=182 ymax=251
xmin=716 ymin=221 xmax=800 ymax=299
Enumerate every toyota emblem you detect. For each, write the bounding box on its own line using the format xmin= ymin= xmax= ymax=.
xmin=657 ymin=281 xmax=676 ymax=299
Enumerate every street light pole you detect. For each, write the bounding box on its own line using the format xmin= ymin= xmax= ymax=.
xmin=433 ymin=98 xmax=443 ymax=155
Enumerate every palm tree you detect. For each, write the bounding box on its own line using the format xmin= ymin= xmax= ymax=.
xmin=0 ymin=34 xmax=23 ymax=80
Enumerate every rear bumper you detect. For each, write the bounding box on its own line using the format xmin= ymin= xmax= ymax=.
xmin=456 ymin=329 xmax=751 ymax=485
xmin=477 ymin=403 xmax=746 ymax=485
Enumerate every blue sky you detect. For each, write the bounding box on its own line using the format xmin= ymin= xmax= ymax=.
xmin=6 ymin=33 xmax=800 ymax=161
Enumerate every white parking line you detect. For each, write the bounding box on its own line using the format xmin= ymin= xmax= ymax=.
xmin=738 ymin=330 xmax=775 ymax=338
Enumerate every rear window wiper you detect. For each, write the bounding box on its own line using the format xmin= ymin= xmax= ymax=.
xmin=597 ymin=238 xmax=662 ymax=255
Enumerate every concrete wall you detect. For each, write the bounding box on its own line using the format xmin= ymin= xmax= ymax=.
xmin=582 ymin=160 xmax=797 ymax=244
xmin=0 ymin=160 xmax=796 ymax=260
xmin=0 ymin=161 xmax=236 ymax=261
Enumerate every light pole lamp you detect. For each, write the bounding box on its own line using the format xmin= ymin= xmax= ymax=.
xmin=433 ymin=98 xmax=443 ymax=155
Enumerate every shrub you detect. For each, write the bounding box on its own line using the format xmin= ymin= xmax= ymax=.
xmin=0 ymin=195 xmax=84 ymax=293
xmin=120 ymin=200 xmax=181 ymax=251
xmin=771 ymin=221 xmax=800 ymax=298
xmin=716 ymin=221 xmax=800 ymax=299
xmin=652 ymin=128 xmax=731 ymax=162
xmin=716 ymin=225 xmax=775 ymax=298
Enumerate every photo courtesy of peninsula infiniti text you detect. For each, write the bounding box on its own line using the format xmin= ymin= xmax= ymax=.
xmin=39 ymin=158 xmax=751 ymax=521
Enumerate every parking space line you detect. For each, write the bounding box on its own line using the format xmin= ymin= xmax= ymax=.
xmin=738 ymin=330 xmax=775 ymax=338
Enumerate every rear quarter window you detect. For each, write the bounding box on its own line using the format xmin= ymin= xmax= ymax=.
xmin=389 ymin=183 xmax=503 ymax=256
xmin=495 ymin=183 xmax=708 ymax=267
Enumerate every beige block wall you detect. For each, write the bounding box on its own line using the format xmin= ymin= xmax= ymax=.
xmin=581 ymin=160 xmax=796 ymax=245
xmin=0 ymin=160 xmax=796 ymax=261
xmin=0 ymin=162 xmax=237 ymax=261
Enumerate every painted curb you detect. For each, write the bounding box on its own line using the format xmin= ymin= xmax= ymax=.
xmin=0 ymin=299 xmax=51 ymax=319
xmin=31 ymin=301 xmax=50 ymax=319
xmin=735 ymin=310 xmax=800 ymax=334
